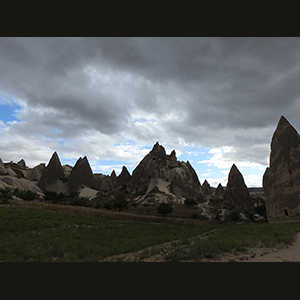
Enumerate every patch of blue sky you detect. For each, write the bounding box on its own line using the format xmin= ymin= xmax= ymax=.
xmin=0 ymin=102 xmax=21 ymax=124
xmin=58 ymin=139 xmax=65 ymax=146
xmin=90 ymin=159 xmax=136 ymax=175
xmin=133 ymin=118 xmax=147 ymax=123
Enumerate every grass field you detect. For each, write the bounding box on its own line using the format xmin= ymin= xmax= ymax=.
xmin=1 ymin=205 xmax=300 ymax=262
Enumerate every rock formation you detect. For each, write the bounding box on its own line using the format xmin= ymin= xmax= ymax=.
xmin=215 ymin=183 xmax=224 ymax=196
xmin=223 ymin=164 xmax=252 ymax=210
xmin=127 ymin=142 xmax=202 ymax=203
xmin=201 ymin=180 xmax=212 ymax=196
xmin=17 ymin=159 xmax=26 ymax=168
xmin=115 ymin=166 xmax=131 ymax=190
xmin=67 ymin=156 xmax=95 ymax=193
xmin=26 ymin=163 xmax=46 ymax=181
xmin=38 ymin=152 xmax=66 ymax=193
xmin=263 ymin=116 xmax=300 ymax=222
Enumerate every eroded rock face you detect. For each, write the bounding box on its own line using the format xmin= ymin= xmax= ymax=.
xmin=263 ymin=116 xmax=300 ymax=222
xmin=127 ymin=142 xmax=202 ymax=203
xmin=38 ymin=152 xmax=66 ymax=193
xmin=223 ymin=164 xmax=252 ymax=210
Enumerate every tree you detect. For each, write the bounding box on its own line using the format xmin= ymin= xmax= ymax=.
xmin=184 ymin=198 xmax=197 ymax=207
xmin=0 ymin=187 xmax=12 ymax=204
xmin=156 ymin=203 xmax=173 ymax=216
xmin=113 ymin=194 xmax=128 ymax=211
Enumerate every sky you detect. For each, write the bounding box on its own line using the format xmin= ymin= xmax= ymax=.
xmin=1 ymin=37 xmax=300 ymax=187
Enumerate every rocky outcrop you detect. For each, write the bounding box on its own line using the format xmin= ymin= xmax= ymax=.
xmin=67 ymin=156 xmax=95 ymax=193
xmin=38 ymin=152 xmax=66 ymax=193
xmin=223 ymin=164 xmax=252 ymax=210
xmin=94 ymin=173 xmax=113 ymax=193
xmin=201 ymin=180 xmax=212 ymax=196
xmin=263 ymin=116 xmax=300 ymax=222
xmin=127 ymin=142 xmax=202 ymax=203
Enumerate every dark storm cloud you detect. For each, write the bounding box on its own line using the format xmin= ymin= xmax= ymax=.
xmin=1 ymin=37 xmax=300 ymax=168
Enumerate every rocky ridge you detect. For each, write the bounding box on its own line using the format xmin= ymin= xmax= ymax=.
xmin=1 ymin=141 xmax=261 ymax=221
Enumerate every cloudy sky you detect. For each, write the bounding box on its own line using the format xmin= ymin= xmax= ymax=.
xmin=1 ymin=37 xmax=300 ymax=187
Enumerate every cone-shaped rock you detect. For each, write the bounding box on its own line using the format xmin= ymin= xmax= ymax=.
xmin=215 ymin=183 xmax=224 ymax=196
xmin=110 ymin=170 xmax=117 ymax=184
xmin=201 ymin=179 xmax=212 ymax=195
xmin=38 ymin=152 xmax=66 ymax=192
xmin=223 ymin=164 xmax=252 ymax=209
xmin=263 ymin=116 xmax=300 ymax=222
xmin=115 ymin=166 xmax=131 ymax=188
xmin=67 ymin=156 xmax=95 ymax=193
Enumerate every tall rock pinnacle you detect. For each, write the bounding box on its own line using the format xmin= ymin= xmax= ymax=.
xmin=38 ymin=152 xmax=65 ymax=192
xmin=67 ymin=156 xmax=95 ymax=193
xmin=263 ymin=116 xmax=300 ymax=222
xmin=223 ymin=164 xmax=252 ymax=210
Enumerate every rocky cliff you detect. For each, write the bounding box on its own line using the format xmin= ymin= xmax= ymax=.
xmin=263 ymin=116 xmax=300 ymax=222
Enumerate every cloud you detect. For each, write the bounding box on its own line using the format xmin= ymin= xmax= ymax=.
xmin=1 ymin=37 xmax=300 ymax=184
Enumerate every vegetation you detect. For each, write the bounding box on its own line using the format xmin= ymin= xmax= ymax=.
xmin=44 ymin=191 xmax=90 ymax=207
xmin=0 ymin=187 xmax=12 ymax=204
xmin=184 ymin=198 xmax=197 ymax=207
xmin=0 ymin=206 xmax=214 ymax=262
xmin=0 ymin=205 xmax=300 ymax=262
xmin=156 ymin=203 xmax=173 ymax=216
xmin=14 ymin=189 xmax=37 ymax=201
xmin=113 ymin=194 xmax=128 ymax=211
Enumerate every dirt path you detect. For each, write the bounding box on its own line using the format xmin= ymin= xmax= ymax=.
xmin=201 ymin=232 xmax=300 ymax=262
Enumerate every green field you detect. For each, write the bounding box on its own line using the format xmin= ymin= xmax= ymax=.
xmin=1 ymin=206 xmax=300 ymax=262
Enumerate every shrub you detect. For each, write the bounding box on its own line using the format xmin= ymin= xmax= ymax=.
xmin=113 ymin=194 xmax=128 ymax=211
xmin=184 ymin=198 xmax=197 ymax=207
xmin=228 ymin=209 xmax=241 ymax=222
xmin=0 ymin=187 xmax=12 ymax=204
xmin=103 ymin=202 xmax=113 ymax=210
xmin=69 ymin=197 xmax=90 ymax=207
xmin=14 ymin=190 xmax=37 ymax=201
xmin=156 ymin=203 xmax=173 ymax=216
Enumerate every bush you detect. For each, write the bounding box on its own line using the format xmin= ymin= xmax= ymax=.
xmin=184 ymin=198 xmax=197 ymax=207
xmin=70 ymin=197 xmax=90 ymax=207
xmin=156 ymin=203 xmax=173 ymax=216
xmin=14 ymin=190 xmax=37 ymax=201
xmin=113 ymin=194 xmax=128 ymax=211
xmin=0 ymin=187 xmax=12 ymax=204
xmin=228 ymin=209 xmax=241 ymax=222
xmin=103 ymin=202 xmax=113 ymax=210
